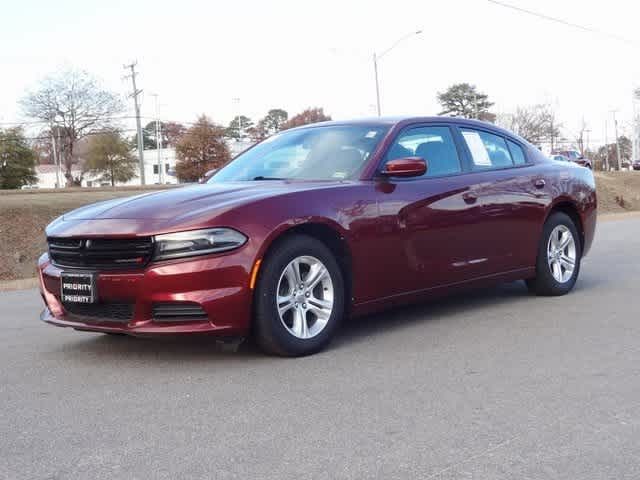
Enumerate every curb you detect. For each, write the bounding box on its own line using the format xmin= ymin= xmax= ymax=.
xmin=0 ymin=277 xmax=39 ymax=292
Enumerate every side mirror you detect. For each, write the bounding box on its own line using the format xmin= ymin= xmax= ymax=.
xmin=380 ymin=157 xmax=427 ymax=178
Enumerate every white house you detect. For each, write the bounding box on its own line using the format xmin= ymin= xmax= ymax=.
xmin=33 ymin=147 xmax=180 ymax=188
xmin=33 ymin=164 xmax=68 ymax=188
xmin=131 ymin=147 xmax=180 ymax=186
xmin=33 ymin=139 xmax=251 ymax=188
xmin=34 ymin=165 xmax=101 ymax=188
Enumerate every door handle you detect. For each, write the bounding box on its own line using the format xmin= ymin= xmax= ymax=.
xmin=462 ymin=192 xmax=478 ymax=204
xmin=534 ymin=179 xmax=546 ymax=189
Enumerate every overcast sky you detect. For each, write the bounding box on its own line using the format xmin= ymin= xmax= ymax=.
xmin=2 ymin=0 xmax=640 ymax=145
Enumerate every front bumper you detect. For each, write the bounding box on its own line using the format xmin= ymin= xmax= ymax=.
xmin=38 ymin=251 xmax=254 ymax=336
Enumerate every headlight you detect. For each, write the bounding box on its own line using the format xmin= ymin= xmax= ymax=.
xmin=153 ymin=228 xmax=247 ymax=261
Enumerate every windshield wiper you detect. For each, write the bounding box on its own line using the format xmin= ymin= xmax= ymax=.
xmin=252 ymin=176 xmax=285 ymax=181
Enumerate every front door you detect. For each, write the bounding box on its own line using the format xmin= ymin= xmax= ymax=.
xmin=373 ymin=124 xmax=492 ymax=297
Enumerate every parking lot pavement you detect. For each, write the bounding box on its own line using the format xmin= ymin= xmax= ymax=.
xmin=2 ymin=217 xmax=640 ymax=480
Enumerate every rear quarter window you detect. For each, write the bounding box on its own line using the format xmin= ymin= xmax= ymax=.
xmin=507 ymin=140 xmax=527 ymax=165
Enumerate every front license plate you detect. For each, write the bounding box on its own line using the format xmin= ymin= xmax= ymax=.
xmin=60 ymin=272 xmax=97 ymax=304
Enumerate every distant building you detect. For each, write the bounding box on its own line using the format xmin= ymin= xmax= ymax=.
xmin=136 ymin=147 xmax=180 ymax=186
xmin=34 ymin=165 xmax=102 ymax=188
xmin=33 ymin=140 xmax=252 ymax=188
xmin=33 ymin=147 xmax=180 ymax=188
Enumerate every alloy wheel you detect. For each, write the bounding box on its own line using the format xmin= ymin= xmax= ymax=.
xmin=276 ymin=255 xmax=334 ymax=339
xmin=546 ymin=225 xmax=576 ymax=283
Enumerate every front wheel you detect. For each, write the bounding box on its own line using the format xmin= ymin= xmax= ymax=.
xmin=526 ymin=212 xmax=581 ymax=296
xmin=254 ymin=235 xmax=345 ymax=356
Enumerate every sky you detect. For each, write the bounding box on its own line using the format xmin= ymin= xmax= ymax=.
xmin=2 ymin=0 xmax=640 ymax=146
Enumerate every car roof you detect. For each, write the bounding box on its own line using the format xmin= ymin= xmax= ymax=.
xmin=290 ymin=116 xmax=530 ymax=145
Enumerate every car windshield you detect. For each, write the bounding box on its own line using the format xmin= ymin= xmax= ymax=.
xmin=209 ymin=125 xmax=389 ymax=182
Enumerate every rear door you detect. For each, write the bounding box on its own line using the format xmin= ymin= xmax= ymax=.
xmin=454 ymin=126 xmax=542 ymax=274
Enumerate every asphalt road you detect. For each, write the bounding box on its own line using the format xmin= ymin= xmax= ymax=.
xmin=2 ymin=217 xmax=640 ymax=480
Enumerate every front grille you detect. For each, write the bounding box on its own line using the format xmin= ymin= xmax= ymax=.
xmin=152 ymin=302 xmax=208 ymax=322
xmin=48 ymin=237 xmax=154 ymax=270
xmin=63 ymin=302 xmax=134 ymax=323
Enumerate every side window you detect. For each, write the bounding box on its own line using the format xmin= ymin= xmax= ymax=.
xmin=507 ymin=140 xmax=527 ymax=165
xmin=385 ymin=126 xmax=461 ymax=177
xmin=461 ymin=129 xmax=514 ymax=170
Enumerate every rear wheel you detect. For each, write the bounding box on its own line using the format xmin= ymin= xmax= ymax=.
xmin=254 ymin=235 xmax=345 ymax=356
xmin=526 ymin=212 xmax=581 ymax=296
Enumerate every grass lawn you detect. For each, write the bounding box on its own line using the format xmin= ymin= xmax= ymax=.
xmin=1 ymin=173 xmax=640 ymax=282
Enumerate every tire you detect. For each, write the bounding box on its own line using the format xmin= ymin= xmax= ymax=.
xmin=526 ymin=212 xmax=582 ymax=296
xmin=254 ymin=234 xmax=345 ymax=356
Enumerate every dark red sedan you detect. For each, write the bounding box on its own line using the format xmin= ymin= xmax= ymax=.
xmin=39 ymin=117 xmax=597 ymax=356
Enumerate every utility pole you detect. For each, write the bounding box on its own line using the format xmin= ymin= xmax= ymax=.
xmin=152 ymin=94 xmax=162 ymax=184
xmin=124 ymin=62 xmax=145 ymax=185
xmin=612 ymin=110 xmax=622 ymax=170
xmin=585 ymin=128 xmax=591 ymax=154
xmin=604 ymin=120 xmax=609 ymax=171
xmin=633 ymin=88 xmax=640 ymax=163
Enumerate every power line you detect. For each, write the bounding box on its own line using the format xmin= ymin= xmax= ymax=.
xmin=0 ymin=115 xmax=141 ymax=127
xmin=1 ymin=115 xmax=228 ymax=130
xmin=0 ymin=128 xmax=240 ymax=144
xmin=486 ymin=0 xmax=639 ymax=46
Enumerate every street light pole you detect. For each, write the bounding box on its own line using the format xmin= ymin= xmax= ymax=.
xmin=373 ymin=53 xmax=381 ymax=116
xmin=585 ymin=128 xmax=591 ymax=154
xmin=612 ymin=110 xmax=622 ymax=170
xmin=373 ymin=30 xmax=422 ymax=116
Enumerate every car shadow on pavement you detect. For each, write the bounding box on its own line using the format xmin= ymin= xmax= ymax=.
xmin=54 ymin=276 xmax=602 ymax=360
xmin=333 ymin=275 xmax=604 ymax=349
xmin=55 ymin=331 xmax=266 ymax=361
xmin=333 ymin=281 xmax=532 ymax=347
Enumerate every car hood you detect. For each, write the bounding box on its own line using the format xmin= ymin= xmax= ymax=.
xmin=63 ymin=181 xmax=341 ymax=222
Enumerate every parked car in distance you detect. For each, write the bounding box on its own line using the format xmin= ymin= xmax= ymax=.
xmin=551 ymin=149 xmax=592 ymax=169
xmin=38 ymin=116 xmax=597 ymax=356
xmin=632 ymin=160 xmax=640 ymax=171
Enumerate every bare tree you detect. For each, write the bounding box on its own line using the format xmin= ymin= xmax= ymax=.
xmin=547 ymin=109 xmax=562 ymax=151
xmin=574 ymin=118 xmax=588 ymax=156
xmin=20 ymin=68 xmax=124 ymax=185
xmin=497 ymin=104 xmax=562 ymax=148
